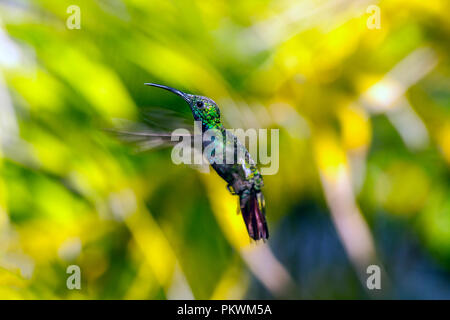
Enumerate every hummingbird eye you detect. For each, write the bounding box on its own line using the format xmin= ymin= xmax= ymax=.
xmin=196 ymin=101 xmax=204 ymax=108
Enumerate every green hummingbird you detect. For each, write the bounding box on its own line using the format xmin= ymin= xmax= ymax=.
xmin=118 ymin=83 xmax=269 ymax=240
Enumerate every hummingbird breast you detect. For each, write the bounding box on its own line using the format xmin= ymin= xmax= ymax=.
xmin=204 ymin=129 xmax=263 ymax=195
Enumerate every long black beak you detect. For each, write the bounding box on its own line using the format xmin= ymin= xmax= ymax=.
xmin=144 ymin=83 xmax=191 ymax=105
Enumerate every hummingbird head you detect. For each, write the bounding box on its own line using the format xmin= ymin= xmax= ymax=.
xmin=145 ymin=83 xmax=222 ymax=128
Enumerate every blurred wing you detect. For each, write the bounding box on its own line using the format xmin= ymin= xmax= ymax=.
xmin=107 ymin=107 xmax=196 ymax=153
xmin=141 ymin=107 xmax=193 ymax=132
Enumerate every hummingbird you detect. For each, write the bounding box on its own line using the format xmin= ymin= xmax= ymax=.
xmin=140 ymin=83 xmax=269 ymax=241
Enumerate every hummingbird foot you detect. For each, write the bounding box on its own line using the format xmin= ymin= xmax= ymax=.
xmin=226 ymin=183 xmax=237 ymax=195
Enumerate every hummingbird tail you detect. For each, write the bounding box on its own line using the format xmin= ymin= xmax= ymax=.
xmin=239 ymin=191 xmax=269 ymax=241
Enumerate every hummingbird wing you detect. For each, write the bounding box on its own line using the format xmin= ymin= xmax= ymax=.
xmin=141 ymin=107 xmax=193 ymax=133
xmin=106 ymin=107 xmax=197 ymax=152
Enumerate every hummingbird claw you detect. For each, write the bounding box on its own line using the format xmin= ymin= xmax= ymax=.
xmin=227 ymin=184 xmax=237 ymax=195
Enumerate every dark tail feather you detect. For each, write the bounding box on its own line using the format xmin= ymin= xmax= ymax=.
xmin=239 ymin=191 xmax=269 ymax=240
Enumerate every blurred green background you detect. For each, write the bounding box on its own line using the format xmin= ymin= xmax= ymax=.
xmin=0 ymin=0 xmax=449 ymax=299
